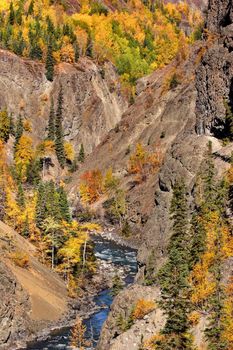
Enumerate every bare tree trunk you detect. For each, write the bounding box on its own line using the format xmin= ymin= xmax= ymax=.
xmin=82 ymin=236 xmax=87 ymax=270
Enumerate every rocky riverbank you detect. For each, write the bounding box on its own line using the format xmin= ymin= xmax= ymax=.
xmin=18 ymin=234 xmax=138 ymax=350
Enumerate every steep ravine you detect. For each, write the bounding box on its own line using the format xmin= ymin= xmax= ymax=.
xmin=96 ymin=1 xmax=233 ymax=349
xmin=24 ymin=237 xmax=138 ymax=350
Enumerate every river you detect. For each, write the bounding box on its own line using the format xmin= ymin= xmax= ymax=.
xmin=26 ymin=236 xmax=138 ymax=350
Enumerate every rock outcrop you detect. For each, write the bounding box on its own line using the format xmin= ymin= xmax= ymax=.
xmin=0 ymin=261 xmax=30 ymax=349
xmin=97 ymin=0 xmax=233 ymax=348
xmin=196 ymin=0 xmax=233 ymax=135
xmin=0 ymin=221 xmax=69 ymax=349
xmin=0 ymin=50 xmax=127 ymax=154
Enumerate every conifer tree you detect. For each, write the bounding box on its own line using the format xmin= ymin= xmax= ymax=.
xmin=28 ymin=0 xmax=34 ymax=16
xmin=46 ymin=180 xmax=61 ymax=220
xmin=189 ymin=211 xmax=206 ymax=267
xmin=86 ymin=35 xmax=93 ymax=58
xmin=57 ymin=186 xmax=71 ymax=222
xmin=22 ymin=214 xmax=30 ymax=237
xmin=47 ymin=98 xmax=55 ymax=140
xmin=0 ymin=110 xmax=10 ymax=142
xmin=9 ymin=2 xmax=15 ymax=25
xmin=16 ymin=182 xmax=25 ymax=208
xmin=78 ymin=143 xmax=85 ymax=163
xmin=45 ymin=40 xmax=55 ymax=82
xmin=73 ymin=41 xmax=80 ymax=62
xmin=9 ymin=113 xmax=14 ymax=136
xmin=15 ymin=3 xmax=23 ymax=25
xmin=0 ymin=185 xmax=6 ymax=221
xmin=55 ymin=88 xmax=66 ymax=167
xmin=158 ymin=180 xmax=192 ymax=349
xmin=36 ymin=182 xmax=46 ymax=229
xmin=26 ymin=158 xmax=41 ymax=185
xmin=13 ymin=30 xmax=26 ymax=56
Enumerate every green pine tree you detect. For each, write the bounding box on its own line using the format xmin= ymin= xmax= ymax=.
xmin=36 ymin=182 xmax=46 ymax=229
xmin=55 ymin=88 xmax=66 ymax=167
xmin=78 ymin=143 xmax=85 ymax=163
xmin=8 ymin=2 xmax=15 ymax=25
xmin=22 ymin=214 xmax=30 ymax=237
xmin=57 ymin=186 xmax=71 ymax=222
xmin=27 ymin=0 xmax=34 ymax=16
xmin=26 ymin=158 xmax=42 ymax=185
xmin=73 ymin=41 xmax=80 ymax=62
xmin=45 ymin=41 xmax=55 ymax=82
xmin=111 ymin=274 xmax=124 ymax=296
xmin=16 ymin=182 xmax=25 ymax=209
xmin=47 ymin=98 xmax=55 ymax=140
xmin=15 ymin=2 xmax=23 ymax=25
xmin=0 ymin=110 xmax=10 ymax=143
xmin=9 ymin=113 xmax=14 ymax=136
xmin=0 ymin=185 xmax=6 ymax=221
xmin=13 ymin=30 xmax=26 ymax=56
xmin=158 ymin=180 xmax=193 ymax=349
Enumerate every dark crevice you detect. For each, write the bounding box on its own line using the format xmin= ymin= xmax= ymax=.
xmin=211 ymin=78 xmax=233 ymax=140
xmin=220 ymin=1 xmax=232 ymax=27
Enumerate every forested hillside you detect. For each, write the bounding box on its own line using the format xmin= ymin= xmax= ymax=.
xmin=0 ymin=0 xmax=202 ymax=88
xmin=0 ymin=0 xmax=232 ymax=349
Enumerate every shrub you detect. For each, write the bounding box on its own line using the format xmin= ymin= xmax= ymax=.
xmin=89 ymin=2 xmax=108 ymax=15
xmin=169 ymin=73 xmax=181 ymax=89
xmin=116 ymin=312 xmax=134 ymax=331
xmin=188 ymin=311 xmax=201 ymax=326
xmin=132 ymin=299 xmax=156 ymax=320
xmin=10 ymin=251 xmax=30 ymax=268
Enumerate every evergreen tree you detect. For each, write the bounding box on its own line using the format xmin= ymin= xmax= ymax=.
xmin=9 ymin=113 xmax=14 ymax=136
xmin=73 ymin=41 xmax=80 ymax=62
xmin=27 ymin=0 xmax=34 ymax=16
xmin=36 ymin=182 xmax=46 ymax=229
xmin=158 ymin=180 xmax=192 ymax=349
xmin=55 ymin=88 xmax=66 ymax=167
xmin=45 ymin=41 xmax=55 ymax=82
xmin=0 ymin=110 xmax=10 ymax=142
xmin=189 ymin=210 xmax=206 ymax=267
xmin=14 ymin=115 xmax=23 ymax=149
xmin=29 ymin=42 xmax=43 ymax=60
xmin=13 ymin=30 xmax=26 ymax=56
xmin=78 ymin=143 xmax=85 ymax=163
xmin=47 ymin=98 xmax=55 ymax=140
xmin=57 ymin=186 xmax=71 ymax=222
xmin=26 ymin=158 xmax=42 ymax=185
xmin=15 ymin=3 xmax=23 ymax=25
xmin=45 ymin=180 xmax=61 ymax=220
xmin=16 ymin=182 xmax=25 ymax=208
xmin=22 ymin=214 xmax=30 ymax=237
xmin=111 ymin=274 xmax=124 ymax=296
xmin=86 ymin=35 xmax=93 ymax=58
xmin=3 ymin=24 xmax=13 ymax=49
xmin=0 ymin=185 xmax=6 ymax=221
xmin=202 ymin=141 xmax=215 ymax=210
xmin=8 ymin=2 xmax=15 ymax=25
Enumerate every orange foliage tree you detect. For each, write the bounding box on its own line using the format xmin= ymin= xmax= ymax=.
xmin=79 ymin=169 xmax=103 ymax=204
xmin=128 ymin=143 xmax=161 ymax=183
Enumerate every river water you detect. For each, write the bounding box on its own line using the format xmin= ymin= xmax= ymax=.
xmin=26 ymin=236 xmax=138 ymax=350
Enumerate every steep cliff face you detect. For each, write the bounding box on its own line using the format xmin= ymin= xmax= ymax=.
xmin=0 ymin=221 xmax=69 ymax=349
xmin=97 ymin=1 xmax=233 ymax=349
xmin=0 ymin=50 xmax=127 ymax=154
xmin=196 ymin=0 xmax=233 ymax=135
xmin=0 ymin=261 xmax=30 ymax=349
